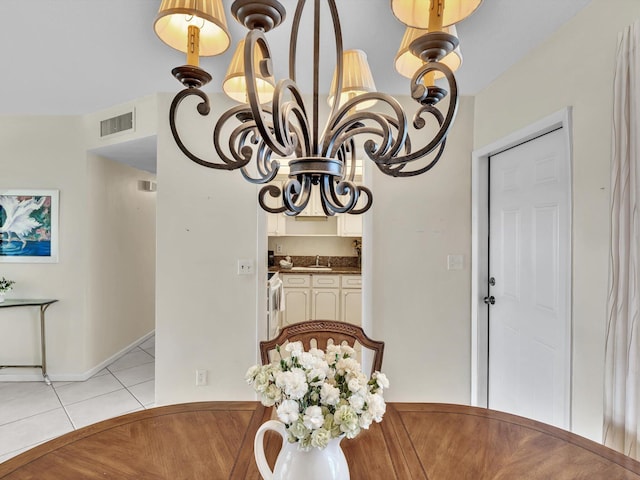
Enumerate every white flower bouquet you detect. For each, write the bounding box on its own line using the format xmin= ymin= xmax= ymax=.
xmin=246 ymin=341 xmax=389 ymax=450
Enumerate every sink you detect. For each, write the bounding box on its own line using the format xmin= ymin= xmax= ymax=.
xmin=290 ymin=266 xmax=332 ymax=271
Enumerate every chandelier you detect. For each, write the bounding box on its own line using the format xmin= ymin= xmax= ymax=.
xmin=154 ymin=0 xmax=482 ymax=216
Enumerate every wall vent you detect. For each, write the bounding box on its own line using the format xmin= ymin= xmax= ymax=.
xmin=100 ymin=111 xmax=134 ymax=137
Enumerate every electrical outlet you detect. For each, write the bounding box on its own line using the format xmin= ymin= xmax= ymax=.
xmin=276 ymin=244 xmax=283 ymax=254
xmin=196 ymin=369 xmax=208 ymax=386
xmin=237 ymin=259 xmax=254 ymax=275
xmin=447 ymin=254 xmax=464 ymax=271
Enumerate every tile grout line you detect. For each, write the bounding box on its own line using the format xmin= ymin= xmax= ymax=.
xmin=0 ymin=338 xmax=156 ymax=461
xmin=50 ymin=382 xmax=76 ymax=431
xmin=106 ymin=364 xmax=148 ymax=410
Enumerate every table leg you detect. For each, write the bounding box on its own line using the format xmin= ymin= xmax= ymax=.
xmin=40 ymin=304 xmax=51 ymax=385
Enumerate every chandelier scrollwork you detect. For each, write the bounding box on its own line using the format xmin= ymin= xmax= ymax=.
xmin=154 ymin=0 xmax=483 ymax=216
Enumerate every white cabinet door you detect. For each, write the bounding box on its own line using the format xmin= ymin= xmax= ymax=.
xmin=312 ymin=288 xmax=341 ymax=320
xmin=337 ymin=214 xmax=362 ymax=237
xmin=341 ymin=289 xmax=362 ymax=326
xmin=283 ymin=288 xmax=310 ymax=325
xmin=282 ymin=275 xmax=311 ymax=326
xmin=267 ymin=213 xmax=286 ymax=236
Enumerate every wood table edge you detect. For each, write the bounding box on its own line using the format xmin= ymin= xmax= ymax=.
xmin=392 ymin=402 xmax=640 ymax=474
xmin=0 ymin=401 xmax=260 ymax=477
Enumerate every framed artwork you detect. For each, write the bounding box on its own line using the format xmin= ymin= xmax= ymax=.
xmin=0 ymin=189 xmax=59 ymax=263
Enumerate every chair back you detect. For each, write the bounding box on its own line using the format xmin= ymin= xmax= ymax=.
xmin=260 ymin=320 xmax=384 ymax=375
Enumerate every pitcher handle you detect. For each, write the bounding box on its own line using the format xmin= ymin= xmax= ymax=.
xmin=254 ymin=420 xmax=287 ymax=480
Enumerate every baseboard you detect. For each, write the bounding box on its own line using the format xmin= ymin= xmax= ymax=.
xmin=0 ymin=330 xmax=155 ymax=382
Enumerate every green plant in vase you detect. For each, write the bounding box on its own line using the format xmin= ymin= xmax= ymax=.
xmin=0 ymin=277 xmax=15 ymax=302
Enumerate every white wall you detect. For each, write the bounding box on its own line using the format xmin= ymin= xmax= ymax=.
xmin=0 ymin=116 xmax=89 ymax=375
xmin=0 ymin=114 xmax=156 ymax=379
xmin=155 ymin=93 xmax=262 ymax=404
xmin=86 ymin=155 xmax=156 ymax=368
xmin=368 ymin=95 xmax=475 ymax=404
xmin=473 ymin=0 xmax=640 ymax=441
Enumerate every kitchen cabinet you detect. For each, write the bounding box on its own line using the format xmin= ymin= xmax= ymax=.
xmin=311 ymin=275 xmax=340 ymax=321
xmin=340 ymin=275 xmax=362 ymax=325
xmin=267 ymin=213 xmax=286 ymax=236
xmin=281 ymin=274 xmax=361 ymax=326
xmin=337 ymin=213 xmax=363 ymax=237
xmin=282 ymin=274 xmax=311 ymax=326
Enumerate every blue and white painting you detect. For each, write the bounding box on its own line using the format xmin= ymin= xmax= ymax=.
xmin=0 ymin=190 xmax=59 ymax=263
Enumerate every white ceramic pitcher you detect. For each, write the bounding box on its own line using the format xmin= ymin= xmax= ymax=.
xmin=254 ymin=420 xmax=350 ymax=480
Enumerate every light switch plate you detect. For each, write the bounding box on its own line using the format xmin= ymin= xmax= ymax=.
xmin=238 ymin=259 xmax=254 ymax=275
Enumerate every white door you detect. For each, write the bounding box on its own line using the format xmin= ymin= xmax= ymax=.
xmin=488 ymin=127 xmax=571 ymax=428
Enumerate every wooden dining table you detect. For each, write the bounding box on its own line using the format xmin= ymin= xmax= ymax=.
xmin=1 ymin=401 xmax=639 ymax=479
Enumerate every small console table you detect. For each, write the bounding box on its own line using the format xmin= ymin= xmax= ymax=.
xmin=0 ymin=299 xmax=58 ymax=384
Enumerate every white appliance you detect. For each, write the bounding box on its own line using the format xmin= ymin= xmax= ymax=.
xmin=267 ymin=272 xmax=284 ymax=339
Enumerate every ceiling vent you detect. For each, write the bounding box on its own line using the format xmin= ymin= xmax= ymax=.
xmin=100 ymin=111 xmax=134 ymax=137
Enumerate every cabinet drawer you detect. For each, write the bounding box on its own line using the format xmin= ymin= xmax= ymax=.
xmin=282 ymin=274 xmax=311 ymax=288
xmin=312 ymin=275 xmax=341 ymax=288
xmin=341 ymin=275 xmax=362 ymax=289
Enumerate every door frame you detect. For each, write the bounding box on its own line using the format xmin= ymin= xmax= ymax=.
xmin=470 ymin=107 xmax=574 ymax=419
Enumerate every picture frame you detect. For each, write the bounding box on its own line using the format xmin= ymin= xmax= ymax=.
xmin=0 ymin=189 xmax=59 ymax=263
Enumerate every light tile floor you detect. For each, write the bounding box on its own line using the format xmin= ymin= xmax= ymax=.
xmin=0 ymin=336 xmax=155 ymax=464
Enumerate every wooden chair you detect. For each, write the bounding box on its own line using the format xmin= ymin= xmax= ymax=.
xmin=259 ymin=320 xmax=385 ymax=375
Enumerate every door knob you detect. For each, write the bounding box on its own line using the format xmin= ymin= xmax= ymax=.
xmin=483 ymin=296 xmax=495 ymax=305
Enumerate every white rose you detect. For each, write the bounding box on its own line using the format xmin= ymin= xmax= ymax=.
xmin=340 ymin=345 xmax=356 ymax=357
xmin=320 ymin=383 xmax=340 ymax=406
xmin=277 ymin=399 xmax=301 ymax=424
xmin=325 ymin=344 xmax=342 ymax=364
xmin=347 ymin=376 xmax=366 ymax=394
xmin=359 ymin=411 xmax=374 ymax=429
xmin=285 ymin=341 xmax=304 ymax=358
xmin=298 ymin=352 xmax=315 ymax=369
xmin=336 ymin=357 xmax=360 ymax=376
xmin=367 ymin=393 xmax=386 ymax=422
xmin=275 ymin=368 xmax=309 ymax=400
xmin=253 ymin=369 xmax=272 ymax=393
xmin=303 ymin=405 xmax=325 ymax=430
xmin=288 ymin=419 xmax=310 ymax=441
xmin=348 ymin=393 xmax=365 ymax=413
xmin=307 ymin=367 xmax=327 ymax=386
xmin=261 ymin=384 xmax=282 ymax=407
xmin=373 ymin=372 xmax=390 ymax=389
xmin=309 ymin=347 xmax=325 ymax=359
xmin=334 ymin=405 xmax=359 ymax=434
xmin=245 ymin=365 xmax=260 ymax=384
xmin=310 ymin=428 xmax=332 ymax=449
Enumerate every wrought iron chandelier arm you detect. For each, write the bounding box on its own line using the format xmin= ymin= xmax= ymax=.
xmin=283 ymin=176 xmax=313 ymax=215
xmin=273 ymin=79 xmax=312 ymax=157
xmin=319 ymin=176 xmax=373 ymax=215
xmin=244 ymin=30 xmax=302 ymax=159
xmin=169 ymin=89 xmax=250 ymax=170
xmin=322 ymin=92 xmax=408 ymax=161
xmin=258 ymin=184 xmax=287 ymax=213
xmin=376 ymin=139 xmax=446 ymax=177
xmin=379 ymin=61 xmax=458 ymax=165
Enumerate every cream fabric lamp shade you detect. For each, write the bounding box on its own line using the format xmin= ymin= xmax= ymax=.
xmin=154 ymin=0 xmax=231 ymax=57
xmin=391 ymin=0 xmax=482 ymax=29
xmin=223 ymin=40 xmax=276 ymax=104
xmin=328 ymin=49 xmax=377 ymax=111
xmin=394 ymin=25 xmax=462 ymax=80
